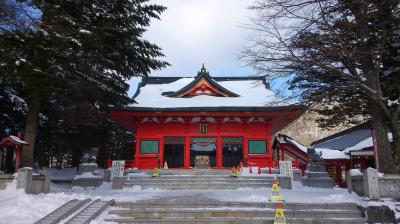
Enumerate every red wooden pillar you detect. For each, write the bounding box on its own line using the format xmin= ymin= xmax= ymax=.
xmin=184 ymin=118 xmax=190 ymax=168
xmin=216 ymin=136 xmax=222 ymax=168
xmin=15 ymin=146 xmax=21 ymax=172
xmin=280 ymin=144 xmax=285 ymax=160
xmin=216 ymin=118 xmax=222 ymax=168
xmin=159 ymin=137 xmax=164 ymax=168
xmin=135 ymin=136 xmax=141 ymax=167
xmin=243 ymin=137 xmax=248 ymax=166
xmin=184 ymin=136 xmax=190 ymax=168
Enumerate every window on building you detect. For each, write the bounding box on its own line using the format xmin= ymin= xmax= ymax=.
xmin=140 ymin=140 xmax=158 ymax=154
xmin=248 ymin=140 xmax=267 ymax=154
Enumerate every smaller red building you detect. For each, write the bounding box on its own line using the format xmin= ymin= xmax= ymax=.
xmin=0 ymin=133 xmax=28 ymax=173
xmin=273 ymin=134 xmax=350 ymax=187
xmin=111 ymin=67 xmax=305 ymax=169
xmin=273 ymin=122 xmax=390 ymax=187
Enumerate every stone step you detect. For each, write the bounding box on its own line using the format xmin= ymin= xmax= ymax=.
xmin=127 ymin=175 xmax=273 ymax=179
xmin=131 ymin=170 xmax=234 ymax=175
xmin=113 ymin=202 xmax=359 ymax=211
xmin=303 ymin=172 xmax=331 ymax=178
xmin=125 ymin=179 xmax=273 ymax=183
xmin=124 ymin=183 xmax=271 ymax=189
xmin=109 ymin=208 xmax=362 ymax=219
xmin=170 ymin=170 xmax=232 ymax=174
xmin=104 ymin=217 xmax=365 ymax=224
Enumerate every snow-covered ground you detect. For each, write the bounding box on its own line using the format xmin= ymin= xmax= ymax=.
xmin=0 ymin=178 xmax=399 ymax=223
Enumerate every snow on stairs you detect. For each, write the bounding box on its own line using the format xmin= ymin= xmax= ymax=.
xmin=125 ymin=170 xmax=274 ymax=190
xmin=35 ymin=199 xmax=91 ymax=224
xmin=105 ymin=201 xmax=365 ymax=224
xmin=65 ymin=199 xmax=114 ymax=224
xmin=35 ymin=198 xmax=114 ymax=224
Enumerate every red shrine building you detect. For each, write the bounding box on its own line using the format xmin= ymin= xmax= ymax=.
xmin=110 ymin=67 xmax=304 ymax=169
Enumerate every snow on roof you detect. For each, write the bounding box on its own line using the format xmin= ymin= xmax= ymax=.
xmin=311 ymin=123 xmax=393 ymax=153
xmin=284 ymin=137 xmax=309 ymax=153
xmin=312 ymin=128 xmax=372 ymax=150
xmin=315 ymin=148 xmax=349 ymax=160
xmin=277 ymin=134 xmax=348 ymax=159
xmin=345 ymin=132 xmax=393 ymax=153
xmin=131 ymin=77 xmax=290 ymax=108
xmin=9 ymin=135 xmax=28 ymax=145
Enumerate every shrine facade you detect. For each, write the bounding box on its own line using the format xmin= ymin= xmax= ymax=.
xmin=111 ymin=67 xmax=304 ymax=169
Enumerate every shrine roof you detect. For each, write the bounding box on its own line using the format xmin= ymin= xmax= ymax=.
xmin=311 ymin=122 xmax=393 ymax=153
xmin=0 ymin=135 xmax=29 ymax=147
xmin=124 ymin=68 xmax=303 ymax=111
xmin=275 ymin=134 xmax=349 ymax=160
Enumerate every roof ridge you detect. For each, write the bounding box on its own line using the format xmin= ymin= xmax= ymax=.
xmin=165 ymin=68 xmax=241 ymax=97
xmin=311 ymin=121 xmax=371 ymax=146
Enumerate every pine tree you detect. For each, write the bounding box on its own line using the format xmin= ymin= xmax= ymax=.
xmin=0 ymin=0 xmax=168 ymax=167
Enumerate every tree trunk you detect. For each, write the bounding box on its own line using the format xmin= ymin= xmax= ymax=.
xmin=21 ymin=90 xmax=41 ymax=168
xmin=389 ymin=118 xmax=400 ymax=170
xmin=369 ymin=103 xmax=396 ymax=173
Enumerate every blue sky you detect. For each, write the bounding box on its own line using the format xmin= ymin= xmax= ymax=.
xmin=128 ymin=0 xmax=287 ymax=96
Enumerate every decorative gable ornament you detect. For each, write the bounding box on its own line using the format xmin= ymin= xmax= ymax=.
xmin=222 ymin=117 xmax=242 ymax=123
xmin=248 ymin=117 xmax=266 ymax=123
xmin=141 ymin=117 xmax=160 ymax=123
xmin=191 ymin=117 xmax=216 ymax=123
xmin=163 ymin=65 xmax=240 ymax=98
xmin=164 ymin=117 xmax=185 ymax=123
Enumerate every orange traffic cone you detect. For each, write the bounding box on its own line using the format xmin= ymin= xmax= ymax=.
xmin=258 ymin=166 xmax=262 ymax=174
xmin=269 ymin=177 xmax=284 ymax=202
xmin=273 ymin=202 xmax=286 ymax=224
xmin=230 ymin=166 xmax=238 ymax=177
xmin=152 ymin=167 xmax=159 ymax=177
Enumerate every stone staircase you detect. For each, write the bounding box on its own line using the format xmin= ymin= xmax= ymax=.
xmin=104 ymin=198 xmax=365 ymax=224
xmin=125 ymin=169 xmax=274 ymax=190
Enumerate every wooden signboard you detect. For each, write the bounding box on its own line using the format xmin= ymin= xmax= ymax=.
xmin=111 ymin=160 xmax=125 ymax=180
xmin=279 ymin=160 xmax=293 ymax=179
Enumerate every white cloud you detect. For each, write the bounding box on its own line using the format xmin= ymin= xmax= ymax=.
xmin=128 ymin=0 xmax=257 ymax=96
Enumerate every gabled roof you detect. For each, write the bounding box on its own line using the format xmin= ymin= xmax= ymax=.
xmin=164 ymin=66 xmax=240 ymax=97
xmin=127 ymin=67 xmax=300 ymax=110
xmin=274 ymin=134 xmax=349 ymax=160
xmin=311 ymin=122 xmax=393 ymax=152
xmin=311 ymin=122 xmax=371 ymax=147
xmin=0 ymin=135 xmax=29 ymax=147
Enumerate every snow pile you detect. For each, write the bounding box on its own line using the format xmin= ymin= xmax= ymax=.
xmin=0 ymin=181 xmax=76 ymax=224
xmin=132 ymin=78 xmax=290 ymax=108
xmin=349 ymin=169 xmax=362 ymax=176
